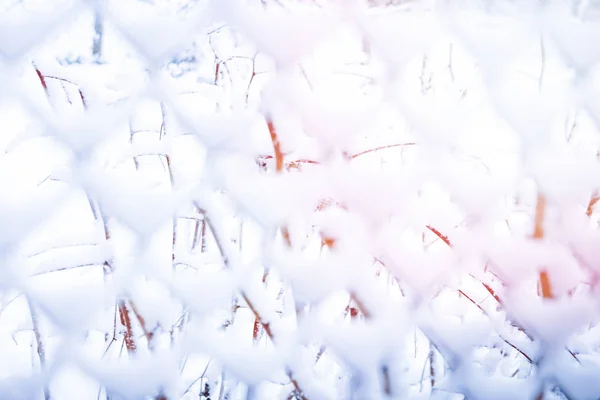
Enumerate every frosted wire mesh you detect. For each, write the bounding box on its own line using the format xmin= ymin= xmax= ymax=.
xmin=1 ymin=0 xmax=600 ymax=399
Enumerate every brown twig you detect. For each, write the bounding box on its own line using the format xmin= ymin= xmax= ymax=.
xmin=425 ymin=225 xmax=452 ymax=247
xmin=539 ymin=270 xmax=553 ymax=299
xmin=118 ymin=300 xmax=136 ymax=354
xmin=533 ymin=194 xmax=553 ymax=299
xmin=424 ymin=226 xmax=535 ymax=341
xmin=533 ymin=194 xmax=546 ymax=240
xmin=351 ymin=143 xmax=417 ymax=159
xmin=128 ymin=301 xmax=154 ymax=347
xmin=457 ymin=290 xmax=532 ymax=363
xmin=587 ymin=191 xmax=598 ymax=217
xmin=245 ymin=53 xmax=259 ymax=104
xmin=37 ymin=73 xmax=87 ymax=109
xmin=348 ymin=292 xmax=371 ymax=320
xmin=256 ymin=155 xmax=319 ymax=172
xmin=267 ymin=118 xmax=284 ymax=172
xmin=200 ymin=210 xmax=308 ymax=399
xmin=481 ymin=282 xmax=501 ymax=304
xmin=34 ymin=66 xmax=48 ymax=93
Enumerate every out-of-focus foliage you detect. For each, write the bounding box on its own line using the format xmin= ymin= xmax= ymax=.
xmin=1 ymin=1 xmax=600 ymax=399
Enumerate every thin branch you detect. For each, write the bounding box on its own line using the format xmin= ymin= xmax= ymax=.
xmin=457 ymin=290 xmax=533 ymax=363
xmin=30 ymin=262 xmax=103 ymax=276
xmin=200 ymin=208 xmax=308 ymax=400
xmin=266 ymin=117 xmax=284 ymax=172
xmin=425 ymin=225 xmax=452 ymax=247
xmin=245 ymin=53 xmax=259 ymax=104
xmin=118 ymin=300 xmax=136 ymax=355
xmin=183 ymin=358 xmax=212 ymax=395
xmin=129 ymin=300 xmax=155 ymax=349
xmin=587 ymin=191 xmax=598 ymax=217
xmin=351 ymin=143 xmax=417 ymax=159
xmin=533 ymin=193 xmax=553 ymax=299
xmin=26 ymin=297 xmax=50 ymax=400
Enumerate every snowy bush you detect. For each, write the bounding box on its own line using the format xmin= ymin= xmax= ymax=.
xmin=2 ymin=0 xmax=600 ymax=399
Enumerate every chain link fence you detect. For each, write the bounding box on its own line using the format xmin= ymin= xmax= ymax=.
xmin=1 ymin=0 xmax=600 ymax=399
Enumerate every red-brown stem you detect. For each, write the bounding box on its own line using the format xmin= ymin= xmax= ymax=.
xmin=286 ymin=159 xmax=319 ymax=171
xmin=320 ymin=233 xmax=336 ymax=250
xmin=79 ymin=89 xmax=87 ymax=109
xmin=257 ymin=141 xmax=417 ymax=169
xmin=348 ymin=292 xmax=372 ymax=321
xmin=587 ymin=191 xmax=599 ymax=217
xmin=424 ymin=226 xmax=535 ymax=339
xmin=200 ymin=211 xmax=308 ymax=399
xmin=129 ymin=302 xmax=168 ymax=400
xmin=457 ymin=290 xmax=532 ymax=363
xmin=243 ymin=293 xmax=306 ymax=399
xmin=539 ymin=270 xmax=553 ymax=299
xmin=481 ymin=282 xmax=502 ymax=304
xmin=533 ymin=194 xmax=546 ymax=240
xmin=37 ymin=73 xmax=87 ymax=109
xmin=265 ymin=119 xmax=291 ymax=252
xmin=533 ymin=194 xmax=553 ymax=299
xmin=426 ymin=225 xmax=452 ymax=247
xmin=316 ymin=198 xmax=347 ymax=212
xmin=245 ymin=53 xmax=259 ymax=104
xmin=344 ymin=304 xmax=359 ymax=320
xmin=351 ymin=143 xmax=417 ymax=159
xmin=129 ymin=300 xmax=154 ymax=346
xmin=281 ymin=226 xmax=292 ymax=247
xmin=426 ymin=226 xmax=509 ymax=305
xmin=347 ymin=292 xmax=392 ymax=394
xmin=215 ymin=62 xmax=220 ymax=85
xmin=252 ymin=318 xmax=261 ymax=342
xmin=267 ymin=119 xmax=284 ymax=172
xmin=35 ymin=67 xmax=48 ymax=93
xmin=118 ymin=301 xmax=136 ymax=354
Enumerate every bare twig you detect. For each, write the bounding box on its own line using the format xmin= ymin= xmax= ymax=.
xmin=587 ymin=191 xmax=599 ymax=217
xmin=351 ymin=143 xmax=417 ymax=159
xmin=457 ymin=290 xmax=533 ymax=363
xmin=245 ymin=53 xmax=259 ymax=104
xmin=425 ymin=225 xmax=452 ymax=247
xmin=533 ymin=194 xmax=553 ymax=299
xmin=27 ymin=298 xmax=50 ymax=400
xmin=200 ymin=209 xmax=308 ymax=400
xmin=267 ymin=117 xmax=284 ymax=173
xmin=118 ymin=300 xmax=136 ymax=354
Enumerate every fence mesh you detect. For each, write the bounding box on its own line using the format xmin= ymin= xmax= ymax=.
xmin=1 ymin=0 xmax=600 ymax=399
